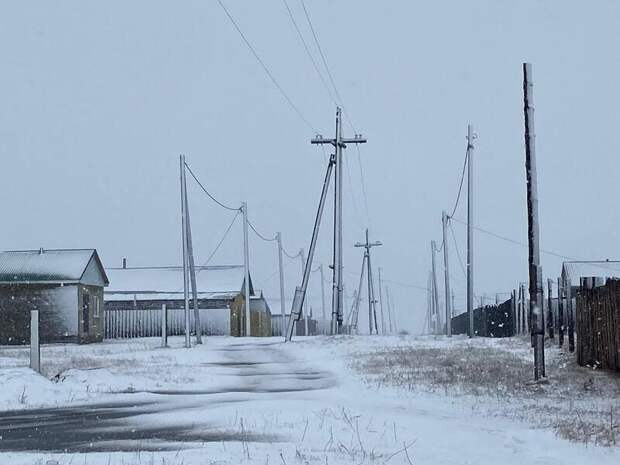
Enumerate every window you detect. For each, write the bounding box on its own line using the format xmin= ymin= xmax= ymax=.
xmin=93 ymin=295 xmax=100 ymax=318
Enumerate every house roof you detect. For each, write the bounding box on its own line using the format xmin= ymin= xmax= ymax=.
xmin=562 ymin=260 xmax=620 ymax=286
xmin=104 ymin=265 xmax=255 ymax=301
xmin=0 ymin=249 xmax=109 ymax=285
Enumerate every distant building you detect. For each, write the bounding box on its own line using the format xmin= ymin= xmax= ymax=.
xmin=0 ymin=249 xmax=109 ymax=345
xmin=561 ymin=260 xmax=620 ymax=290
xmin=104 ymin=264 xmax=272 ymax=337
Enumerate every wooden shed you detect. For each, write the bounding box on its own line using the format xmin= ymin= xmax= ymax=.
xmin=0 ymin=248 xmax=109 ymax=345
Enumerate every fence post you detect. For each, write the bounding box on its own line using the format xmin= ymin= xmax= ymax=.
xmin=161 ymin=304 xmax=168 ymax=347
xmin=30 ymin=310 xmax=40 ymax=373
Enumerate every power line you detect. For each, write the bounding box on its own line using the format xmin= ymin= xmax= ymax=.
xmin=449 ymin=221 xmax=468 ymax=280
xmin=280 ymin=0 xmax=338 ymax=107
xmin=247 ymin=219 xmax=277 ymax=242
xmin=184 ymin=162 xmax=240 ymax=212
xmin=217 ymin=0 xmax=317 ymax=133
xmin=200 ymin=211 xmax=241 ymax=266
xmin=449 ymin=147 xmax=469 ymax=219
xmin=282 ymin=247 xmax=302 ymax=260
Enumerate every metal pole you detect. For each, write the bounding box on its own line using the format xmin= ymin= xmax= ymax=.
xmin=180 ymin=155 xmax=191 ymax=348
xmin=466 ymin=124 xmax=475 ymax=338
xmin=320 ymin=264 xmax=326 ymax=335
xmin=431 ymin=240 xmax=440 ymax=335
xmin=183 ymin=170 xmax=202 ymax=344
xmin=161 ymin=304 xmax=168 ymax=348
xmin=442 ymin=212 xmax=452 ymax=336
xmin=30 ymin=309 xmax=40 ymax=373
xmin=523 ymin=62 xmax=545 ymax=380
xmin=335 ymin=108 xmax=344 ymax=334
xmin=378 ymin=267 xmax=386 ymax=334
xmin=242 ymin=202 xmax=251 ymax=337
xmin=276 ymin=232 xmax=286 ymax=337
xmin=367 ymin=253 xmax=379 ymax=335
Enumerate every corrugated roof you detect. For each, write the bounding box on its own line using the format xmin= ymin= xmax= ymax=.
xmin=562 ymin=261 xmax=620 ymax=286
xmin=0 ymin=249 xmax=108 ymax=285
xmin=104 ymin=265 xmax=254 ymax=301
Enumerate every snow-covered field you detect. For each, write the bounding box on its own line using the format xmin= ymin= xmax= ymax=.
xmin=0 ymin=335 xmax=619 ymax=464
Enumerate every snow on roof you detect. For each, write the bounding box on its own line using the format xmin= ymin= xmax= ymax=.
xmin=562 ymin=261 xmax=620 ymax=286
xmin=0 ymin=249 xmax=108 ymax=285
xmin=104 ymin=265 xmax=253 ymax=301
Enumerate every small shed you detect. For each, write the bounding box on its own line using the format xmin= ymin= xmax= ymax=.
xmin=0 ymin=248 xmax=109 ymax=345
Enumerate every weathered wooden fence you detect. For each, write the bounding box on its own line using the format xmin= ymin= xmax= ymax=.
xmin=576 ymin=278 xmax=620 ymax=371
xmin=451 ymin=297 xmax=515 ymax=337
xmin=103 ymin=307 xmax=230 ymax=339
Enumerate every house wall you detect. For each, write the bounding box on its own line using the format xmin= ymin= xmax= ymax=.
xmin=78 ymin=284 xmax=104 ymax=343
xmin=230 ymin=295 xmax=272 ymax=337
xmin=0 ymin=284 xmax=78 ymax=344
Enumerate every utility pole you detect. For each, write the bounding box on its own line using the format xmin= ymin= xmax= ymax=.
xmin=299 ymin=248 xmax=308 ymax=335
xmin=387 ymin=287 xmax=397 ymax=333
xmin=355 ymin=229 xmax=382 ymax=334
xmin=442 ymin=212 xmax=452 ymax=336
xmin=182 ymin=164 xmax=202 ymax=344
xmin=547 ymin=278 xmax=554 ymax=340
xmin=180 ymin=155 xmax=191 ymax=348
xmin=557 ymin=276 xmax=564 ymax=347
xmin=350 ymin=253 xmax=366 ymax=333
xmin=319 ymin=264 xmax=326 ymax=335
xmin=276 ymin=232 xmax=286 ymax=337
xmin=285 ymin=154 xmax=335 ymax=341
xmin=466 ymin=124 xmax=475 ymax=338
xmin=430 ymin=240 xmax=441 ymax=335
xmin=523 ymin=62 xmax=545 ymax=380
xmin=241 ymin=202 xmax=251 ymax=337
xmin=378 ymin=267 xmax=386 ymax=335
xmin=312 ymin=107 xmax=367 ymax=335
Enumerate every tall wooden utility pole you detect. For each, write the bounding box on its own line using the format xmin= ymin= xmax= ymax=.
xmin=523 ymin=62 xmax=545 ymax=380
xmin=354 ymin=229 xmax=382 ymax=334
xmin=311 ymin=108 xmax=366 ymax=335
xmin=299 ymin=248 xmax=308 ymax=335
xmin=276 ymin=232 xmax=286 ymax=336
xmin=547 ymin=278 xmax=554 ymax=339
xmin=319 ymin=264 xmax=327 ymax=335
xmin=182 ymin=164 xmax=202 ymax=344
xmin=466 ymin=124 xmax=475 ymax=338
xmin=180 ymin=155 xmax=191 ymax=348
xmin=430 ymin=241 xmax=441 ymax=335
xmin=241 ymin=202 xmax=251 ymax=337
xmin=557 ymin=276 xmax=564 ymax=347
xmin=442 ymin=212 xmax=452 ymax=336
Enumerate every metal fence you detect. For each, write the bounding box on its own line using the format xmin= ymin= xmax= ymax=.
xmin=576 ymin=278 xmax=620 ymax=371
xmin=103 ymin=307 xmax=230 ymax=339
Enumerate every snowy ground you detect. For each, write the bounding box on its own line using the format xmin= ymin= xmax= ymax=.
xmin=0 ymin=334 xmax=619 ymax=464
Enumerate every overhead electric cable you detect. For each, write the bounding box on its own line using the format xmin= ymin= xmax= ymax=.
xmin=247 ymin=219 xmax=277 ymax=242
xmin=217 ymin=0 xmax=317 ymax=132
xmin=184 ymin=162 xmax=240 ymax=212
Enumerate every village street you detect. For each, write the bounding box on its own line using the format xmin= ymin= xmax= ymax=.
xmin=1 ymin=336 xmax=618 ymax=464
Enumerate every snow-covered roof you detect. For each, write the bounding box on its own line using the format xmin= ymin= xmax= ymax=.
xmin=104 ymin=265 xmax=254 ymax=301
xmin=0 ymin=249 xmax=108 ymax=285
xmin=562 ymin=261 xmax=620 ymax=286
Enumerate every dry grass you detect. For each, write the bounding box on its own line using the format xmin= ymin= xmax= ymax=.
xmin=353 ymin=338 xmax=620 ymax=447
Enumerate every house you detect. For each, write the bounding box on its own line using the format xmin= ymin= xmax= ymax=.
xmin=104 ymin=264 xmax=272 ymax=337
xmin=0 ymin=248 xmax=109 ymax=345
xmin=561 ymin=260 xmax=620 ymax=291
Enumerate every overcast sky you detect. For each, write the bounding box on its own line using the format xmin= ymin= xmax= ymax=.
xmin=1 ymin=1 xmax=619 ymax=333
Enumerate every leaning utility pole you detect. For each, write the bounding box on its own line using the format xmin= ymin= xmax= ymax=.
xmin=182 ymin=165 xmax=202 ymax=344
xmin=276 ymin=232 xmax=286 ymax=336
xmin=299 ymin=248 xmax=308 ymax=336
xmin=311 ymin=107 xmax=367 ymax=335
xmin=378 ymin=267 xmax=386 ymax=334
xmin=319 ymin=264 xmax=327 ymax=335
xmin=355 ymin=229 xmax=382 ymax=334
xmin=523 ymin=62 xmax=545 ymax=380
xmin=442 ymin=212 xmax=452 ymax=336
xmin=241 ymin=202 xmax=251 ymax=337
xmin=430 ymin=240 xmax=441 ymax=335
xmin=466 ymin=124 xmax=475 ymax=338
xmin=180 ymin=155 xmax=191 ymax=348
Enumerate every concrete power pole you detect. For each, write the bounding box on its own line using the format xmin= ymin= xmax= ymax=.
xmin=523 ymin=62 xmax=545 ymax=380
xmin=179 ymin=155 xmax=191 ymax=348
xmin=442 ymin=212 xmax=452 ymax=336
xmin=319 ymin=264 xmax=326 ymax=335
xmin=311 ymin=108 xmax=367 ymax=335
xmin=299 ymin=248 xmax=308 ymax=335
xmin=430 ymin=241 xmax=441 ymax=335
xmin=241 ymin=202 xmax=251 ymax=337
xmin=466 ymin=124 xmax=475 ymax=338
xmin=355 ymin=229 xmax=382 ymax=334
xmin=378 ymin=267 xmax=386 ymax=334
xmin=182 ymin=164 xmax=202 ymax=345
xmin=276 ymin=232 xmax=286 ymax=337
